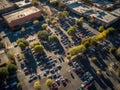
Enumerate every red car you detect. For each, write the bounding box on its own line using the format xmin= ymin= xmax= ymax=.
xmin=61 ymin=79 xmax=67 ymax=86
xmin=52 ymin=83 xmax=58 ymax=90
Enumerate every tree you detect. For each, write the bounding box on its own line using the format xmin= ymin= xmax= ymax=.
xmin=75 ymin=17 xmax=84 ymax=27
xmin=33 ymin=45 xmax=44 ymax=54
xmin=33 ymin=20 xmax=39 ymax=25
xmin=90 ymin=57 xmax=97 ymax=62
xmin=38 ymin=30 xmax=49 ymax=41
xmin=32 ymin=0 xmax=39 ymax=6
xmin=49 ymin=34 xmax=58 ymax=43
xmin=67 ymin=27 xmax=76 ymax=36
xmin=33 ymin=81 xmax=41 ymax=90
xmin=17 ymin=82 xmax=22 ymax=90
xmin=98 ymin=26 xmax=105 ymax=32
xmin=42 ymin=24 xmax=48 ymax=29
xmin=58 ymin=12 xmax=64 ymax=20
xmin=96 ymin=69 xmax=102 ymax=76
xmin=45 ymin=79 xmax=53 ymax=87
xmin=17 ymin=38 xmax=29 ymax=50
xmin=63 ymin=11 xmax=69 ymax=17
xmin=106 ymin=27 xmax=115 ymax=35
xmin=45 ymin=18 xmax=50 ymax=24
xmin=6 ymin=50 xmax=15 ymax=61
xmin=18 ymin=42 xmax=26 ymax=50
xmin=17 ymin=38 xmax=29 ymax=46
xmin=7 ymin=64 xmax=17 ymax=75
xmin=21 ymin=27 xmax=26 ymax=32
xmin=69 ymin=44 xmax=86 ymax=56
xmin=116 ymin=48 xmax=120 ymax=56
xmin=88 ymin=18 xmax=94 ymax=23
xmin=58 ymin=1 xmax=65 ymax=9
xmin=117 ymin=67 xmax=120 ymax=77
xmin=0 ymin=67 xmax=8 ymax=80
xmin=109 ymin=47 xmax=116 ymax=53
xmin=58 ymin=11 xmax=69 ymax=20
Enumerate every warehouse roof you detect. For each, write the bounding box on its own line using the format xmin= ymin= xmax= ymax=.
xmin=0 ymin=0 xmax=14 ymax=11
xmin=15 ymin=0 xmax=31 ymax=8
xmin=3 ymin=6 xmax=40 ymax=23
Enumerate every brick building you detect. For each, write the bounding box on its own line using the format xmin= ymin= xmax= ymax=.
xmin=2 ymin=6 xmax=42 ymax=29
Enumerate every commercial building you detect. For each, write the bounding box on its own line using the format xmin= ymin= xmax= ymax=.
xmin=66 ymin=1 xmax=119 ymax=27
xmin=110 ymin=8 xmax=120 ymax=17
xmin=15 ymin=0 xmax=32 ymax=8
xmin=2 ymin=6 xmax=42 ymax=29
xmin=0 ymin=0 xmax=16 ymax=14
xmin=93 ymin=0 xmax=114 ymax=10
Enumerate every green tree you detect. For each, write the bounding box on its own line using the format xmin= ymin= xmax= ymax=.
xmin=117 ymin=67 xmax=120 ymax=77
xmin=49 ymin=34 xmax=58 ymax=43
xmin=58 ymin=11 xmax=69 ymax=20
xmin=63 ymin=10 xmax=69 ymax=17
xmin=33 ymin=45 xmax=44 ymax=54
xmin=38 ymin=30 xmax=49 ymax=41
xmin=69 ymin=45 xmax=86 ymax=56
xmin=58 ymin=12 xmax=64 ymax=20
xmin=17 ymin=82 xmax=22 ymax=90
xmin=6 ymin=50 xmax=15 ymax=61
xmin=109 ymin=47 xmax=116 ymax=53
xmin=106 ymin=27 xmax=115 ymax=35
xmin=88 ymin=18 xmax=94 ymax=23
xmin=42 ymin=24 xmax=48 ymax=29
xmin=75 ymin=17 xmax=84 ymax=27
xmin=21 ymin=27 xmax=26 ymax=32
xmin=46 ymin=79 xmax=53 ymax=87
xmin=17 ymin=38 xmax=29 ymax=50
xmin=58 ymin=1 xmax=65 ymax=9
xmin=33 ymin=20 xmax=39 ymax=25
xmin=98 ymin=26 xmax=105 ymax=32
xmin=17 ymin=38 xmax=29 ymax=46
xmin=90 ymin=57 xmax=97 ymax=62
xmin=0 ymin=67 xmax=8 ymax=80
xmin=32 ymin=0 xmax=39 ymax=6
xmin=18 ymin=42 xmax=26 ymax=50
xmin=7 ymin=64 xmax=17 ymax=75
xmin=33 ymin=81 xmax=41 ymax=90
xmin=116 ymin=48 xmax=120 ymax=56
xmin=96 ymin=69 xmax=102 ymax=76
xmin=67 ymin=27 xmax=76 ymax=36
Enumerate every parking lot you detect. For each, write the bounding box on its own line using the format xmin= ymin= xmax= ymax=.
xmin=0 ymin=1 xmax=120 ymax=90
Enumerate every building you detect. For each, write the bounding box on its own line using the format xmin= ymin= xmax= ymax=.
xmin=2 ymin=6 xmax=42 ymax=29
xmin=92 ymin=0 xmax=114 ymax=10
xmin=15 ymin=0 xmax=32 ymax=8
xmin=110 ymin=8 xmax=120 ymax=17
xmin=0 ymin=0 xmax=16 ymax=14
xmin=66 ymin=1 xmax=119 ymax=27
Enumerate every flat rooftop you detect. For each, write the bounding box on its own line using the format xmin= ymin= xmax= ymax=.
xmin=15 ymin=0 xmax=31 ymax=8
xmin=3 ymin=6 xmax=40 ymax=23
xmin=93 ymin=0 xmax=113 ymax=8
xmin=85 ymin=8 xmax=117 ymax=23
xmin=68 ymin=2 xmax=89 ymax=14
xmin=67 ymin=2 xmax=118 ymax=24
xmin=0 ymin=0 xmax=14 ymax=11
xmin=110 ymin=8 xmax=120 ymax=17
